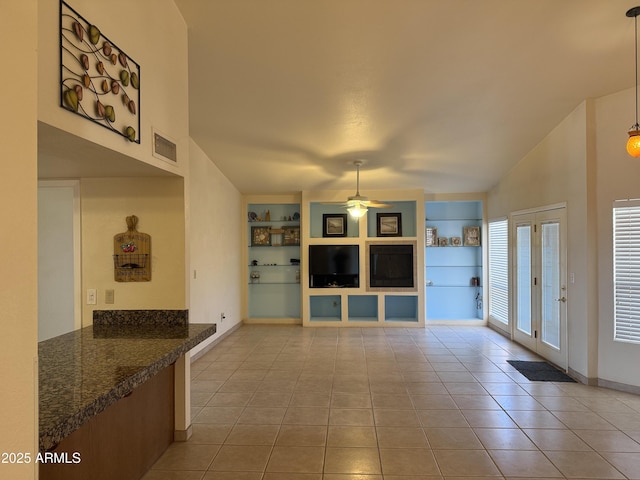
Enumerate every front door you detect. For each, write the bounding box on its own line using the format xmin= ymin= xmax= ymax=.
xmin=512 ymin=207 xmax=567 ymax=369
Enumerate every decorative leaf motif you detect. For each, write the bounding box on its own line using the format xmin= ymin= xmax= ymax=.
xmin=60 ymin=3 xmax=140 ymax=143
xmin=64 ymin=89 xmax=78 ymax=111
xmin=80 ymin=54 xmax=89 ymax=70
xmin=88 ymin=25 xmax=100 ymax=45
xmin=125 ymin=126 xmax=136 ymax=142
xmin=72 ymin=22 xmax=83 ymax=42
xmin=105 ymin=105 xmax=115 ymax=122
xmin=74 ymin=84 xmax=83 ymax=101
xmin=130 ymin=72 xmax=139 ymax=90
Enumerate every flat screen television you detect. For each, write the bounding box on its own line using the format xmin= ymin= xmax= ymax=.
xmin=369 ymin=243 xmax=414 ymax=288
xmin=309 ymin=244 xmax=359 ymax=288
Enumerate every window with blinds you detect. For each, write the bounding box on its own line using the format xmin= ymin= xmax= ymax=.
xmin=488 ymin=219 xmax=509 ymax=324
xmin=613 ymin=200 xmax=640 ymax=344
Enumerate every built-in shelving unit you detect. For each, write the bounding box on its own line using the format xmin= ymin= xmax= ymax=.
xmin=425 ymin=200 xmax=483 ymax=321
xmin=244 ymin=197 xmax=301 ymax=323
xmin=302 ymin=189 xmax=425 ymax=327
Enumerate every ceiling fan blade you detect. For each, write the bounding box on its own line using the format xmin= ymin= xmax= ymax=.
xmin=364 ymin=200 xmax=393 ymax=208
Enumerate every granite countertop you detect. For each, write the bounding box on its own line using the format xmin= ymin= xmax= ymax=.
xmin=38 ymin=310 xmax=216 ymax=452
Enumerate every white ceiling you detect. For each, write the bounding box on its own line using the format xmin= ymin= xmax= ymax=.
xmin=38 ymin=2 xmax=640 ymax=191
xmin=173 ymin=0 xmax=640 ymax=195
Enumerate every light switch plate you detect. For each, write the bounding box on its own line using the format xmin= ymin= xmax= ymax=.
xmin=87 ymin=288 xmax=97 ymax=305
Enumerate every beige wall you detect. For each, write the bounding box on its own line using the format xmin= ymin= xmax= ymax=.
xmin=80 ymin=177 xmax=186 ymax=322
xmin=487 ymin=101 xmax=598 ymax=380
xmin=38 ymin=0 xmax=189 ymax=176
xmin=595 ymin=87 xmax=640 ymax=388
xmin=187 ymin=140 xmax=243 ymax=354
xmin=0 ymin=1 xmax=38 ymax=478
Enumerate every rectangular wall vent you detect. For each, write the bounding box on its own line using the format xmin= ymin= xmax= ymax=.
xmin=152 ymin=129 xmax=177 ymax=163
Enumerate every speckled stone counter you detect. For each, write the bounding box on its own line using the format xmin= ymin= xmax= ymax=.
xmin=38 ymin=310 xmax=216 ymax=452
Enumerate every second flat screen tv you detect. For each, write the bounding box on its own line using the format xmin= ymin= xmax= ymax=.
xmin=369 ymin=243 xmax=415 ymax=288
xmin=309 ymin=244 xmax=359 ymax=288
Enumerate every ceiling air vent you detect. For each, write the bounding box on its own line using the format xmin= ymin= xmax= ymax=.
xmin=152 ymin=128 xmax=177 ymax=163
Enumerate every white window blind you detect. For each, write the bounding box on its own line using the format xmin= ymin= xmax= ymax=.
xmin=613 ymin=200 xmax=640 ymax=344
xmin=488 ymin=219 xmax=509 ymax=324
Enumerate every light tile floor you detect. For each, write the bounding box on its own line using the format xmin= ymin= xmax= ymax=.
xmin=144 ymin=325 xmax=640 ymax=480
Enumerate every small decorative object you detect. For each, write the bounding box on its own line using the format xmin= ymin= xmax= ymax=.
xmin=270 ymin=228 xmax=283 ymax=246
xmin=251 ymin=226 xmax=272 ymax=246
xmin=471 ymin=276 xmax=480 ymax=286
xmin=113 ymin=215 xmax=150 ymax=281
xmin=438 ymin=237 xmax=449 ymax=247
xmin=250 ymin=271 xmax=261 ymax=283
xmin=60 ymin=1 xmax=140 ymax=142
xmin=425 ymin=227 xmax=438 ymax=246
xmin=293 ymin=212 xmax=300 ymax=221
xmin=463 ymin=226 xmax=481 ymax=246
xmin=376 ymin=213 xmax=402 ymax=237
xmin=251 ymin=259 xmax=258 ymax=266
xmin=248 ymin=211 xmax=257 ymax=221
xmin=282 ymin=225 xmax=300 ymax=245
xmin=323 ymin=214 xmax=347 ymax=237
xmin=451 ymin=237 xmax=462 ymax=246
xmin=265 ymin=210 xmax=271 ymax=221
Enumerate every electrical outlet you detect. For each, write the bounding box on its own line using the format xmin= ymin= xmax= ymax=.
xmin=220 ymin=312 xmax=226 ymax=322
xmin=87 ymin=289 xmax=97 ymax=305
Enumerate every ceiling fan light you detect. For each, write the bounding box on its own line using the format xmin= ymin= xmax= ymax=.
xmin=628 ymin=128 xmax=640 ymax=157
xmin=348 ymin=204 xmax=367 ymax=218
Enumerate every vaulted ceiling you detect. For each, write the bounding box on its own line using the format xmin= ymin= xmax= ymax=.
xmin=175 ymin=0 xmax=636 ymax=194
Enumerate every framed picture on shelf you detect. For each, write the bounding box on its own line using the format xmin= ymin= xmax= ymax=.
xmin=322 ymin=214 xmax=347 ymax=237
xmin=438 ymin=237 xmax=449 ymax=247
xmin=451 ymin=236 xmax=462 ymax=246
xmin=282 ymin=225 xmax=300 ymax=245
xmin=463 ymin=226 xmax=481 ymax=246
xmin=425 ymin=227 xmax=438 ymax=246
xmin=251 ymin=226 xmax=272 ymax=246
xmin=376 ymin=213 xmax=402 ymax=237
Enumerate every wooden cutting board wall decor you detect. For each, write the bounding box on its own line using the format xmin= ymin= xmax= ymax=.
xmin=113 ymin=215 xmax=151 ymax=281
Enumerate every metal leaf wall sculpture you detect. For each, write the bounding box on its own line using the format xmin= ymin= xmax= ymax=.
xmin=60 ymin=1 xmax=141 ymax=143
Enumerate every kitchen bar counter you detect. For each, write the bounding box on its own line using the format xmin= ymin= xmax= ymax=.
xmin=38 ymin=310 xmax=216 ymax=452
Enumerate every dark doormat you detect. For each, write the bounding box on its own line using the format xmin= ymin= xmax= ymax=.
xmin=507 ymin=360 xmax=576 ymax=382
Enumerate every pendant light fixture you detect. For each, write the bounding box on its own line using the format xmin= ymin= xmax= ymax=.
xmin=627 ymin=6 xmax=640 ymax=157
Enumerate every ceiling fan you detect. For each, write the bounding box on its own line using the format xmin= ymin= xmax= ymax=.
xmin=324 ymin=160 xmax=393 ymax=217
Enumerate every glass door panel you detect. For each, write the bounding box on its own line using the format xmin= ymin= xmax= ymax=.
xmin=541 ymin=222 xmax=560 ymax=350
xmin=516 ymin=225 xmax=532 ymax=335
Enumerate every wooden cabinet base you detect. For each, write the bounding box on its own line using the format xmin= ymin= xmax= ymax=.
xmin=40 ymin=364 xmax=175 ymax=480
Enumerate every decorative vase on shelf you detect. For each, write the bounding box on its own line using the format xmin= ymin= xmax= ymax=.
xmin=265 ymin=210 xmax=271 ymax=221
